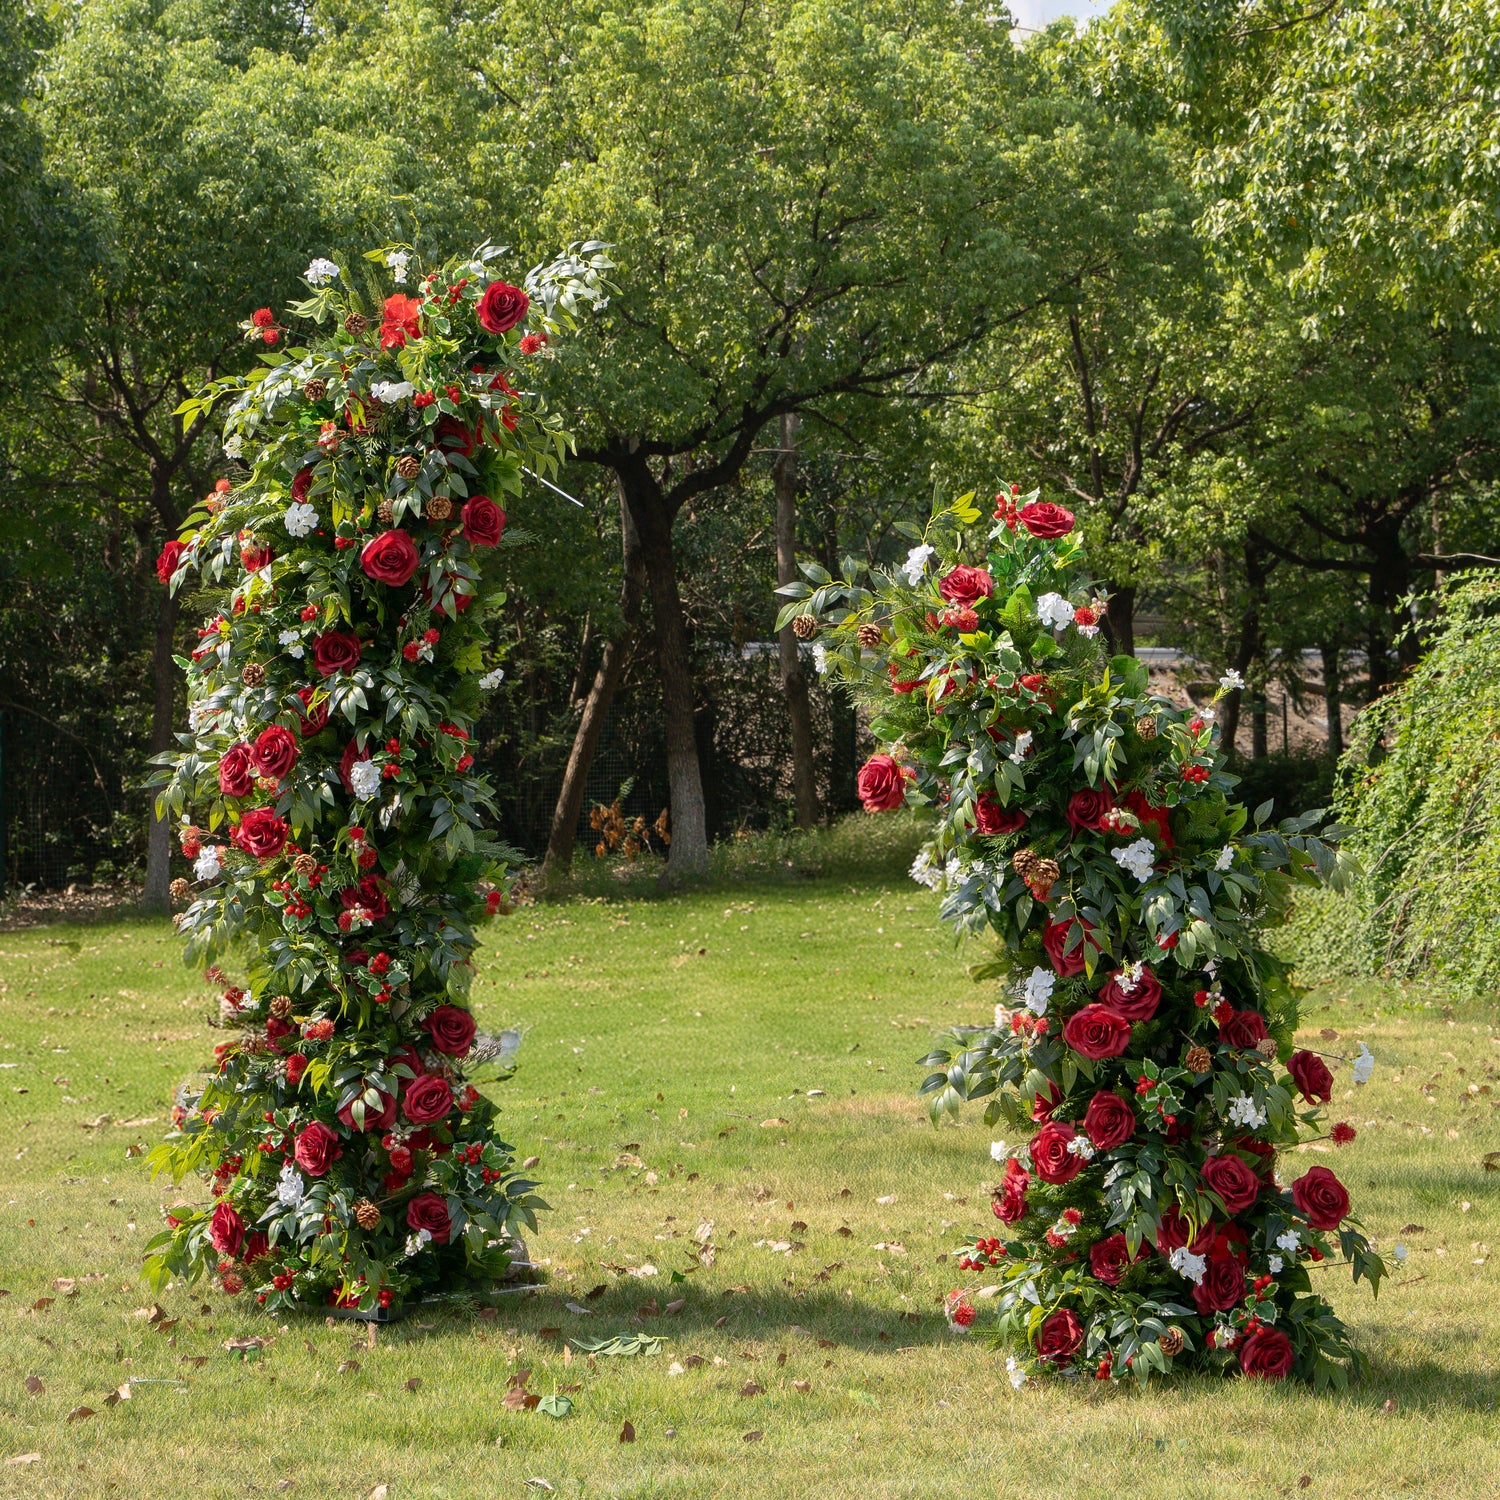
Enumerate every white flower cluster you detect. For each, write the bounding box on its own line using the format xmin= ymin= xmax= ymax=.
xmin=404 ymin=1228 xmax=432 ymax=1256
xmin=1353 ymin=1042 xmax=1375 ymax=1084
xmin=1267 ymin=1254 xmax=1284 ymax=1274
xmin=1020 ymin=966 xmax=1054 ymax=1016
xmin=1112 ymin=837 xmax=1156 ymax=884
xmin=1276 ymin=1229 xmax=1301 ymax=1254
xmin=1065 ymin=1135 xmax=1096 ymax=1161
xmin=387 ymin=250 xmax=411 ymax=283
xmin=1048 ymin=1212 xmax=1080 ymax=1239
xmin=274 ymin=1163 xmax=306 ymax=1208
xmin=478 ymin=667 xmax=506 ymax=690
xmin=811 ymin=643 xmax=829 ymax=675
xmin=1219 ymin=668 xmax=1245 ymax=691
xmin=277 ymin=628 xmax=305 ymax=660
xmin=900 ymin=544 xmax=934 ymax=585
xmin=193 ymin=845 xmax=222 ymax=882
xmin=909 ymin=850 xmax=943 ymax=891
xmin=990 ymin=1140 xmax=1011 ymax=1163
xmin=1169 ymin=1246 xmax=1207 ymax=1284
xmin=305 ymin=257 xmax=341 ymax=286
xmin=222 ymin=433 xmax=245 ymax=458
xmin=1115 ymin=960 xmax=1145 ymax=994
xmin=1226 ymin=1094 xmax=1268 ymax=1130
xmin=1009 ymin=730 xmax=1033 ymax=763
xmin=348 ymin=759 xmax=382 ymax=801
xmin=1006 ymin=1355 xmax=1027 ymax=1390
xmin=370 ymin=380 xmax=414 ymax=404
xmin=1035 ymin=592 xmax=1074 ymax=630
xmin=1215 ymin=845 xmax=1236 ymax=871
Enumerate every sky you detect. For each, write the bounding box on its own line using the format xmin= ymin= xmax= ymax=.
xmin=1007 ymin=0 xmax=1114 ymax=34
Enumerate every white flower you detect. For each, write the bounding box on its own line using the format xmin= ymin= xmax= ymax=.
xmin=370 ymin=379 xmax=414 ymax=404
xmin=994 ymin=1003 xmax=1011 ymax=1029
xmin=305 ymin=257 xmax=341 ymax=286
xmin=274 ymin=1164 xmax=306 ymax=1208
xmin=277 ymin=628 xmax=305 ymax=660
xmin=1393 ymin=1243 xmax=1408 ymax=1264
xmin=1020 ymin=966 xmax=1054 ymax=1016
xmin=1352 ymin=1042 xmax=1375 ymax=1084
xmin=1036 ymin=592 xmax=1075 ymax=630
xmin=1169 ymin=1246 xmax=1207 ymax=1284
xmin=900 ymin=544 xmax=935 ymax=585
xmin=990 ymin=1140 xmax=1010 ymax=1163
xmin=1203 ymin=957 xmax=1220 ymax=979
xmin=909 ymin=850 xmax=943 ymax=891
xmin=1112 ymin=837 xmax=1156 ymax=884
xmin=348 ymin=759 xmax=382 ymax=801
xmin=478 ymin=668 xmax=506 ymax=690
xmin=1268 ymin=1254 xmax=1284 ymax=1274
xmin=1227 ymin=1094 xmax=1268 ymax=1130
xmin=404 ymin=1228 xmax=432 ymax=1257
xmin=1218 ymin=669 xmax=1245 ymax=692
xmin=1276 ymin=1229 xmax=1301 ymax=1254
xmin=1215 ymin=846 xmax=1235 ymax=871
xmin=1065 ymin=1135 xmax=1095 ymax=1161
xmin=1009 ymin=731 xmax=1033 ymax=763
xmin=193 ymin=845 xmax=222 ymax=882
xmin=221 ymin=433 xmax=245 ymax=458
xmin=283 ymin=501 xmax=318 ymax=540
xmin=1006 ymin=1355 xmax=1027 ymax=1389
xmin=811 ymin=643 xmax=829 ymax=675
xmin=386 ymin=250 xmax=411 ymax=283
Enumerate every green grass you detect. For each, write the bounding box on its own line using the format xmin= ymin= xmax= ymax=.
xmin=0 ymin=869 xmax=1497 ymax=1499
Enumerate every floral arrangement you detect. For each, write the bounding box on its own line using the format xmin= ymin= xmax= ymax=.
xmin=780 ymin=486 xmax=1384 ymax=1386
xmin=144 ymin=241 xmax=612 ymax=1313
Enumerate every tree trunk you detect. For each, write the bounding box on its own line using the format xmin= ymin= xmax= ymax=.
xmin=141 ymin=590 xmax=181 ymax=910
xmin=540 ymin=500 xmax=646 ymax=886
xmin=1219 ymin=538 xmax=1269 ymax=758
xmin=774 ymin=414 xmax=819 ymax=829
xmin=1320 ymin=642 xmax=1344 ymax=759
xmin=1250 ymin=687 xmax=1268 ymax=760
xmin=618 ymin=457 xmax=709 ymax=881
xmin=1104 ymin=583 xmax=1136 ymax=658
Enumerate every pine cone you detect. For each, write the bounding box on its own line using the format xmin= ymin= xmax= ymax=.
xmin=241 ymin=663 xmax=267 ymax=688
xmin=395 ymin=455 xmax=421 ymax=481
xmin=1185 ymin=1044 xmax=1212 ymax=1074
xmin=269 ymin=996 xmax=293 ymax=1021
xmin=426 ymin=496 xmax=452 ymax=521
xmin=1026 ymin=857 xmax=1060 ymax=901
xmin=303 ymin=377 xmax=328 ymax=402
xmin=1011 ymin=847 xmax=1040 ymax=880
xmin=343 ymin=312 xmax=368 ymax=337
xmin=169 ymin=878 xmax=191 ymax=903
xmin=377 ymin=499 xmax=395 ymax=524
xmin=1256 ymin=1037 xmax=1279 ymax=1060
xmin=354 ymin=1199 xmax=381 ymax=1231
xmin=292 ymin=853 xmax=318 ymax=880
xmin=791 ymin=615 xmax=818 ymax=640
xmin=856 ymin=623 xmax=883 ymax=648
xmin=1136 ymin=716 xmax=1159 ymax=741
xmin=1158 ymin=1327 xmax=1184 ymax=1357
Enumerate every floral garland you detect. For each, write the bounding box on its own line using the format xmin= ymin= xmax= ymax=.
xmin=144 ymin=241 xmax=612 ymax=1313
xmin=783 ymin=486 xmax=1385 ymax=1386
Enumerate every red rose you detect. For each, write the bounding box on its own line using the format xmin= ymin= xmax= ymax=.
xmin=1062 ymin=1004 xmax=1132 ymax=1060
xmin=291 ymin=467 xmax=314 ymax=504
xmin=1287 ymin=1049 xmax=1334 ymax=1104
xmin=476 ymin=280 xmax=530 ymax=334
xmin=461 ymin=495 xmax=506 ymax=547
xmin=243 ymin=1231 xmax=268 ymax=1263
xmin=994 ymin=1156 xmax=1030 ymax=1223
xmin=251 ymin=726 xmax=298 ymax=781
xmin=1029 ymin=1119 xmax=1084 ymax=1185
xmin=435 ymin=415 xmax=481 ymax=458
xmin=1030 ymin=1081 xmax=1063 ymax=1122
xmin=1098 ymin=965 xmax=1161 ymax=1022
xmin=405 ymin=1190 xmax=452 ymax=1245
xmin=1218 ymin=1008 xmax=1268 ymax=1049
xmin=209 ymin=1200 xmax=244 ymax=1258
xmin=285 ymin=1053 xmax=308 ymax=1087
xmin=1017 ymin=501 xmax=1075 ymax=539
xmin=402 ymin=1073 xmax=454 ymax=1125
xmin=1042 ymin=917 xmax=1098 ymax=977
xmin=312 ymin=630 xmax=362 ymax=678
xmin=293 ymin=1120 xmax=340 ymax=1177
xmin=380 ymin=293 xmax=422 ymax=350
xmin=295 ymin=686 xmax=329 ymax=736
xmin=1154 ymin=1203 xmax=1193 ymax=1254
xmin=1201 ymin=1154 xmax=1262 ymax=1215
xmin=1066 ymin=787 xmax=1115 ymax=835
xmin=233 ymin=807 xmax=289 ymax=860
xmin=1035 ymin=1307 xmax=1084 ymax=1363
xmin=1239 ymin=1325 xmax=1295 ymax=1380
xmin=1082 ymin=1090 xmax=1136 ymax=1151
xmin=266 ymin=1015 xmax=292 ymax=1041
xmin=1235 ymin=1136 xmax=1277 ymax=1180
xmin=340 ymin=875 xmax=389 ymax=922
xmin=360 ymin=529 xmax=421 ymax=587
xmin=157 ymin=540 xmax=186 ymax=585
xmin=937 ymin=565 xmax=994 ymax=607
xmin=857 ymin=754 xmax=912 ymax=812
xmin=1089 ymin=1233 xmax=1132 ymax=1286
xmin=337 ymin=1086 xmax=397 ymax=1133
xmin=218 ymin=744 xmax=255 ymax=798
xmin=1191 ymin=1253 xmax=1246 ymax=1315
xmin=1291 ymin=1165 xmax=1350 ymax=1230
xmin=974 ymin=792 xmax=1026 ymax=836
xmin=1123 ymin=790 xmax=1174 ymax=849
xmin=423 ymin=1005 xmax=477 ymax=1057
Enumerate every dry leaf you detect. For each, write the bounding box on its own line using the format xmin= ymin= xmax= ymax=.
xmin=507 ymin=1369 xmax=532 ymax=1390
xmin=664 ymin=1298 xmax=686 ymax=1315
xmin=538 ymin=1326 xmax=561 ymax=1338
xmin=523 ymin=1481 xmax=554 ymax=1492
xmin=365 ymin=1486 xmax=389 ymax=1500
xmin=817 ymin=1338 xmax=835 ymax=1349
xmin=790 ymin=1221 xmax=808 ymax=1233
xmin=103 ymin=1384 xmax=131 ymax=1407
xmin=404 ymin=1378 xmax=422 ymax=1392
xmin=714 ymin=1316 xmax=729 ymax=1329
xmin=618 ymin=1420 xmax=636 ymax=1443
xmin=667 ymin=1361 xmax=685 ymax=1376
xmin=5 ymin=1454 xmax=42 ymax=1467
xmin=585 ymin=1284 xmax=607 ymax=1300
xmin=742 ymin=1430 xmax=763 ymax=1443
xmin=24 ymin=1376 xmax=44 ymax=1396
xmin=1320 ymin=1028 xmax=1340 ymax=1042
xmin=53 ymin=1279 xmax=77 ymax=1296
xmin=760 ymin=1118 xmax=788 ymax=1128
xmin=1381 ymin=1399 xmax=1398 ymax=1414
xmin=224 ymin=1336 xmax=272 ymax=1354
xmin=180 ymin=1356 xmax=208 ymax=1369
xmin=836 ymin=1226 xmax=853 ymax=1239
xmin=1298 ymin=1479 xmax=1312 ymax=1491
xmin=564 ymin=1302 xmax=593 ymax=1316
xmin=30 ymin=1298 xmax=53 ymax=1312
xmin=683 ymin=1354 xmax=705 ymax=1369
xmin=66 ymin=1405 xmax=95 ymax=1423
xmin=739 ymin=1381 xmax=764 ymax=1397
xmin=476 ymin=1306 xmax=499 ymax=1321
xmin=793 ymin=1379 xmax=810 ymax=1393
xmin=562 ymin=1345 xmax=573 ymax=1368
xmin=522 ymin=1155 xmax=540 ymax=1169
xmin=338 ymin=1360 xmax=360 ymax=1375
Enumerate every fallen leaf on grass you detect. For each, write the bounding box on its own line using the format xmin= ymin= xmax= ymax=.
xmin=31 ymin=1298 xmax=53 ymax=1313
xmin=1399 ymin=1224 xmax=1426 ymax=1234
xmin=538 ymin=1326 xmax=561 ymax=1338
xmin=569 ymin=1333 xmax=663 ymax=1358
xmin=224 ymin=1337 xmax=272 ymax=1358
xmin=522 ymin=1155 xmax=540 ymax=1169
xmin=523 ymin=1481 xmax=554 ymax=1492
xmin=365 ymin=1486 xmax=388 ymax=1500
xmin=585 ymin=1284 xmax=607 ymax=1300
xmin=817 ymin=1338 xmax=835 ymax=1349
xmin=742 ymin=1430 xmax=763 ymax=1443
xmin=537 ymin=1393 xmax=573 ymax=1419
xmin=338 ymin=1360 xmax=360 ymax=1375
xmin=667 ymin=1361 xmax=685 ymax=1376
xmin=5 ymin=1454 xmax=41 ymax=1467
xmin=66 ymin=1406 xmax=95 ymax=1423
xmin=404 ymin=1378 xmax=422 ymax=1392
xmin=714 ymin=1316 xmax=729 ymax=1329
xmin=180 ymin=1356 xmax=208 ymax=1369
xmin=476 ymin=1306 xmax=499 ymax=1321
xmin=52 ymin=1279 xmax=77 ymax=1297
xmin=793 ymin=1380 xmax=811 ymax=1393
xmin=683 ymin=1354 xmax=705 ymax=1369
xmin=1320 ymin=1029 xmax=1340 ymax=1042
xmin=564 ymin=1302 xmax=593 ymax=1316
xmin=1381 ymin=1399 xmax=1398 ymax=1414
xmin=507 ymin=1370 xmax=533 ymax=1390
xmin=790 ymin=1221 xmax=808 ymax=1233
xmin=502 ymin=1389 xmax=541 ymax=1411
xmin=1483 ymin=1152 xmax=1500 ymax=1173
xmin=876 ymin=1195 xmax=895 ymax=1205
xmin=102 ymin=1384 xmax=131 ymax=1408
xmin=664 ymin=1298 xmax=686 ymax=1315
xmin=760 ymin=1118 xmax=788 ymax=1128
xmin=740 ymin=1382 xmax=765 ymax=1397
xmin=619 ymin=1420 xmax=635 ymax=1443
xmin=836 ymin=1227 xmax=853 ymax=1239
xmin=726 ymin=1284 xmax=753 ymax=1294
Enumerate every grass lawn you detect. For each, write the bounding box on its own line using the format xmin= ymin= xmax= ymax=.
xmin=0 ymin=859 xmax=1497 ymax=1499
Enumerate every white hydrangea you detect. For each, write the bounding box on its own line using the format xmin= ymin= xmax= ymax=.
xmin=274 ymin=1164 xmax=306 ymax=1208
xmin=1276 ymin=1229 xmax=1302 ymax=1254
xmin=1352 ymin=1042 xmax=1375 ymax=1084
xmin=1219 ymin=668 xmax=1246 ymax=691
xmin=990 ymin=1140 xmax=1010 ymax=1163
xmin=348 ymin=759 xmax=382 ymax=801
xmin=1006 ymin=1355 xmax=1027 ymax=1389
xmin=193 ymin=845 xmax=222 ymax=882
xmin=305 ymin=257 xmax=341 ymax=286
xmin=900 ymin=544 xmax=935 ymax=585
xmin=909 ymin=850 xmax=943 ymax=890
xmin=1020 ymin=966 xmax=1054 ymax=1016
xmin=1009 ymin=731 xmax=1033 ymax=763
xmin=811 ymin=643 xmax=829 ymax=675
xmin=1267 ymin=1254 xmax=1284 ymax=1274
xmin=370 ymin=380 xmax=414 ymax=404
xmin=1036 ymin=592 xmax=1075 ymax=630
xmin=1169 ymin=1246 xmax=1207 ymax=1284
xmin=1227 ymin=1094 xmax=1268 ymax=1130
xmin=404 ymin=1228 xmax=432 ymax=1257
xmin=478 ymin=668 xmax=506 ymax=690
xmin=1215 ymin=845 xmax=1235 ymax=871
xmin=386 ymin=250 xmax=411 ymax=283
xmin=1112 ymin=837 xmax=1156 ymax=884
xmin=1065 ymin=1135 xmax=1096 ymax=1161
xmin=277 ymin=628 xmax=305 ymax=660
xmin=283 ymin=501 xmax=318 ymax=539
